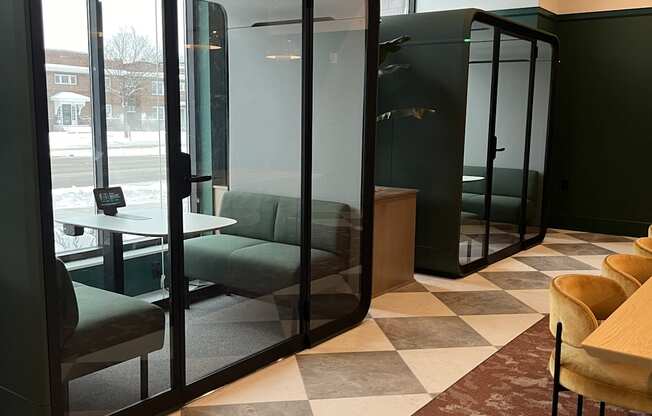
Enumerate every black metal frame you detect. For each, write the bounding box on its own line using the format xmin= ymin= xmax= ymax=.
xmin=32 ymin=0 xmax=379 ymax=414
xmin=551 ymin=322 xmax=607 ymax=416
xmin=459 ymin=11 xmax=560 ymax=276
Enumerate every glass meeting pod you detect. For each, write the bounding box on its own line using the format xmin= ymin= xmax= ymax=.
xmin=32 ymin=0 xmax=378 ymax=415
xmin=376 ymin=10 xmax=558 ymax=276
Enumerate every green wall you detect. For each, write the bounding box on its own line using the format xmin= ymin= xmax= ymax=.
xmin=549 ymin=9 xmax=652 ymax=236
xmin=0 ymin=1 xmax=53 ymax=414
xmin=497 ymin=7 xmax=652 ymax=236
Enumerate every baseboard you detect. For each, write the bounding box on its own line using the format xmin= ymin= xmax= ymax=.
xmin=549 ymin=215 xmax=651 ymax=237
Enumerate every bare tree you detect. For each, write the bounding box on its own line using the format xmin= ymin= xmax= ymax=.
xmin=104 ymin=26 xmax=161 ymax=138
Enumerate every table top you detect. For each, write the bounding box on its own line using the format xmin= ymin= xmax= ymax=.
xmin=463 ymin=175 xmax=485 ymax=183
xmin=375 ymin=186 xmax=418 ymax=201
xmin=55 ymin=208 xmax=237 ymax=238
xmin=582 ymin=277 xmax=652 ymax=367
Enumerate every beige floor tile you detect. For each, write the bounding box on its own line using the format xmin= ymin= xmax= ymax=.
xmin=517 ymin=245 xmax=565 ymax=257
xmin=188 ymin=357 xmax=307 ymax=406
xmin=461 ymin=314 xmax=544 ymax=346
xmin=300 ymin=320 xmax=394 ymax=354
xmin=592 ymin=242 xmax=635 ymax=254
xmin=399 ymin=346 xmax=497 ymax=393
xmin=481 ymin=257 xmax=537 ymax=272
xmin=543 ymin=233 xmax=585 ymax=244
xmin=507 ymin=289 xmax=550 ymax=314
xmin=570 ymin=255 xmax=607 ymax=269
xmin=310 ymin=394 xmax=432 ymax=416
xmin=415 ymin=273 xmax=501 ymax=292
xmin=542 ymin=269 xmax=601 ymax=278
xmin=369 ymin=292 xmax=455 ymax=318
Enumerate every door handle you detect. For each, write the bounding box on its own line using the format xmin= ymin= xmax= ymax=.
xmin=190 ymin=175 xmax=212 ymax=183
xmin=496 ymin=147 xmax=506 ymax=152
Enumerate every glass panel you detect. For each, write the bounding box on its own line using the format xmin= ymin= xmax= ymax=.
xmin=526 ymin=41 xmax=553 ymax=240
xmin=42 ymin=0 xmax=172 ymax=414
xmin=460 ymin=21 xmax=494 ymax=266
xmin=488 ymin=33 xmax=532 ymax=255
xmin=182 ymin=0 xmax=302 ymax=383
xmin=103 ymin=0 xmax=169 ymax=245
xmin=381 ymin=0 xmax=409 ymax=16
xmin=310 ymin=0 xmax=367 ymax=329
xmin=43 ymin=0 xmax=98 ymax=254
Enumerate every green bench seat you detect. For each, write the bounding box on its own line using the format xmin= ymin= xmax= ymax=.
xmin=184 ymin=191 xmax=351 ymax=296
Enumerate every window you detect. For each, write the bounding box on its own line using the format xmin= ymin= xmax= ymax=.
xmin=54 ymin=73 xmax=78 ymax=85
xmin=180 ymin=81 xmax=185 ymax=92
xmin=127 ymin=104 xmax=137 ymax=113
xmin=152 ymin=105 xmax=165 ymax=120
xmin=105 ymin=76 xmax=111 ymax=91
xmin=105 ymin=104 xmax=113 ymax=118
xmin=152 ymin=80 xmax=165 ymax=96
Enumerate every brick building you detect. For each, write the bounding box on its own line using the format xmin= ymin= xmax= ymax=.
xmin=45 ymin=49 xmax=184 ymax=133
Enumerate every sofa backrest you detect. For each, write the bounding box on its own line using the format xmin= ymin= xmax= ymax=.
xmin=55 ymin=258 xmax=79 ymax=347
xmin=220 ymin=191 xmax=351 ymax=258
xmin=463 ymin=166 xmax=539 ymax=200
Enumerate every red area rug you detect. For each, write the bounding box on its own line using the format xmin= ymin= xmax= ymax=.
xmin=415 ymin=317 xmax=640 ymax=416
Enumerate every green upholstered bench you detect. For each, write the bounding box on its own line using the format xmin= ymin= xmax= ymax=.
xmin=462 ymin=166 xmax=539 ymax=224
xmin=55 ymin=259 xmax=165 ymax=405
xmin=184 ymin=191 xmax=351 ymax=296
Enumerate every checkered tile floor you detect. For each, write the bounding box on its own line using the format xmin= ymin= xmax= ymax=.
xmin=170 ymin=229 xmax=637 ymax=416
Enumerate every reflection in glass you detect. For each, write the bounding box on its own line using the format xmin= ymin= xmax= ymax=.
xmin=182 ymin=0 xmax=303 ymax=384
xmin=310 ymin=0 xmax=367 ymax=329
xmin=460 ymin=22 xmax=494 ymax=265
xmin=487 ymin=34 xmax=531 ymax=255
xmin=526 ymin=41 xmax=553 ymax=240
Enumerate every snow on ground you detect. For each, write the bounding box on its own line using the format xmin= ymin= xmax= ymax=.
xmin=49 ymin=128 xmax=174 ymax=157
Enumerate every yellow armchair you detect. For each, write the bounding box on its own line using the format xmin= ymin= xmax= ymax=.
xmin=602 ymin=254 xmax=652 ymax=297
xmin=633 ymin=225 xmax=652 ymax=258
xmin=549 ymin=274 xmax=652 ymax=415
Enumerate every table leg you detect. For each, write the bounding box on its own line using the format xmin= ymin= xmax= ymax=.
xmin=102 ymin=232 xmax=125 ymax=294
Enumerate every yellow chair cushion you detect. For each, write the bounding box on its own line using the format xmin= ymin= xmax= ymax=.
xmin=602 ymin=254 xmax=652 ymax=297
xmin=635 ymin=237 xmax=652 ymax=258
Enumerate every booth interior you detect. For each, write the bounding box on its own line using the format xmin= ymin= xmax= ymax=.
xmin=42 ymin=0 xmax=372 ymax=414
xmin=376 ymin=9 xmax=557 ymax=276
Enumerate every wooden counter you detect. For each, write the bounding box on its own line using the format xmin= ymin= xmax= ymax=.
xmin=582 ymin=277 xmax=652 ymax=368
xmin=373 ymin=187 xmax=418 ymax=297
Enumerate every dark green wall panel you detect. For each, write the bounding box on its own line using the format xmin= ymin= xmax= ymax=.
xmin=548 ymin=10 xmax=652 ymax=235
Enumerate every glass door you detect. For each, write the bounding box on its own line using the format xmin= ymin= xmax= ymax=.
xmin=178 ymin=0 xmax=305 ymax=385
xmin=486 ymin=31 xmax=533 ymax=257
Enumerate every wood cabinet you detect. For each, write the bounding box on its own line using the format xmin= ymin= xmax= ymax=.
xmin=373 ymin=187 xmax=417 ymax=297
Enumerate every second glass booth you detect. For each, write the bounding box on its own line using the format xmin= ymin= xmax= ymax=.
xmin=376 ymin=10 xmax=558 ymax=276
xmin=40 ymin=0 xmax=376 ymax=414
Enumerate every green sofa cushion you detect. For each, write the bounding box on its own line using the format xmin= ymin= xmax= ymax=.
xmin=184 ymin=234 xmax=265 ymax=282
xmin=62 ymin=283 xmax=165 ymax=366
xmin=219 ymin=191 xmax=279 ymax=241
xmin=55 ymin=258 xmax=79 ymax=347
xmin=274 ymin=197 xmax=351 ymax=256
xmin=226 ymin=243 xmax=344 ymax=294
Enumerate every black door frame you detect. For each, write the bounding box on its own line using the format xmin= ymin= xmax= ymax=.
xmin=459 ymin=12 xmax=559 ymax=275
xmin=31 ymin=0 xmax=379 ymax=414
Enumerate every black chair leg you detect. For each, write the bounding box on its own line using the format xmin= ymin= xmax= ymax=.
xmin=577 ymin=395 xmax=583 ymax=416
xmin=140 ymin=355 xmax=149 ymax=400
xmin=552 ymin=322 xmax=563 ymax=416
xmin=599 ymin=401 xmax=606 ymax=416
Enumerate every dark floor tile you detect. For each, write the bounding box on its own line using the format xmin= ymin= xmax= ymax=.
xmin=182 ymin=401 xmax=313 ymax=416
xmin=375 ymin=316 xmax=490 ymax=349
xmin=433 ymin=291 xmax=535 ymax=315
xmin=541 ymin=243 xmax=614 ymax=256
xmin=296 ymin=351 xmax=426 ymax=399
xmin=479 ymin=271 xmax=552 ymax=290
xmin=566 ymin=233 xmax=632 ymax=243
xmin=392 ymin=281 xmax=429 ymax=293
xmin=514 ymin=256 xmax=596 ymax=271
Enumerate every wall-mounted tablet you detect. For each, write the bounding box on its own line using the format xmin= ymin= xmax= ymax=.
xmin=94 ymin=186 xmax=126 ymax=216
